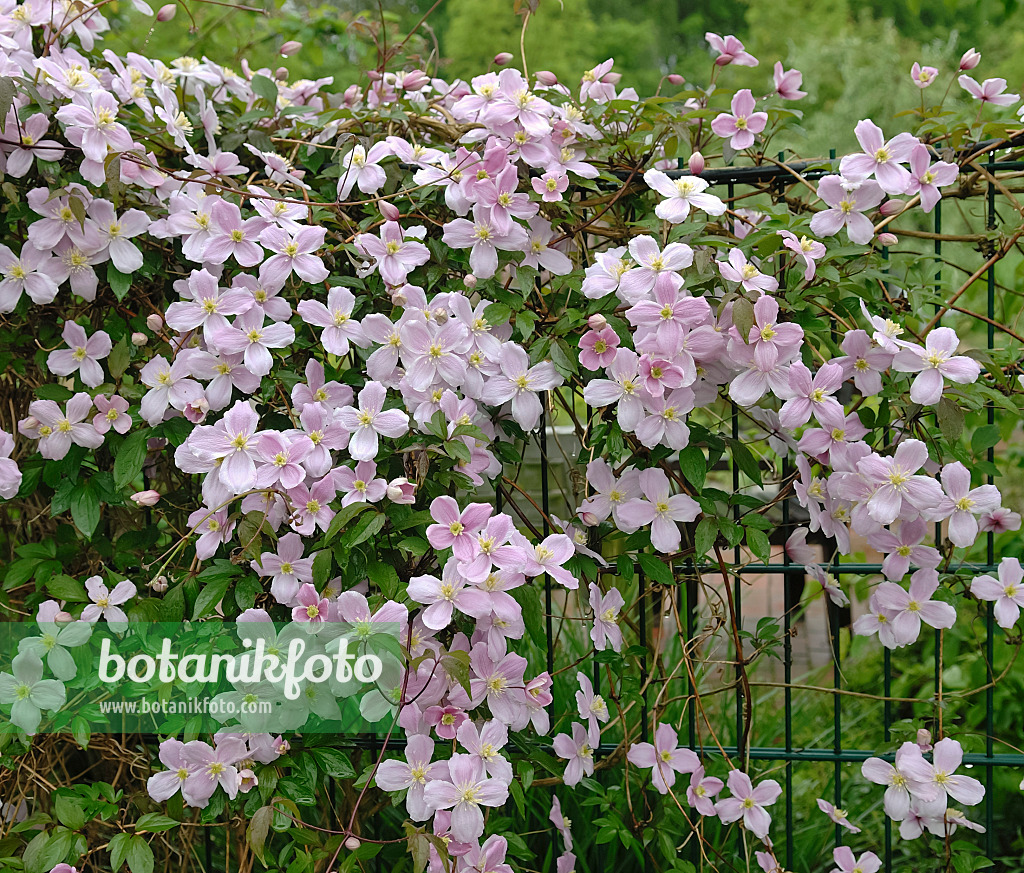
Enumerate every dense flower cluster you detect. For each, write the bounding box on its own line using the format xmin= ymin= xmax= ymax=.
xmin=0 ymin=6 xmax=1021 ymax=872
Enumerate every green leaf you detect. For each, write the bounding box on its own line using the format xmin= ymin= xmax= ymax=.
xmin=113 ymin=430 xmax=149 ymax=490
xmin=728 ymin=439 xmax=763 ymax=487
xmin=616 ymin=554 xmax=634 ymax=583
xmin=746 ymin=527 xmax=771 ymax=564
xmin=107 ymin=263 xmax=132 ymax=301
xmin=366 ymin=563 xmax=400 ymax=599
xmin=191 ymin=575 xmax=231 ymax=620
xmin=251 ymin=74 xmax=279 ymax=105
xmin=440 ymin=649 xmax=472 ymax=697
xmin=637 ymin=553 xmax=674 ymax=585
xmin=678 ymin=446 xmax=706 ymax=491
xmin=247 ymin=806 xmax=273 ymax=863
xmin=732 ymin=297 xmax=754 ymax=340
xmin=310 ymin=748 xmax=355 ymax=778
xmin=54 ymin=795 xmax=86 ymax=830
xmin=312 ymin=549 xmax=333 ymax=587
xmin=134 ymin=813 xmax=179 ymax=834
xmin=69 ymin=480 xmax=101 ymax=538
xmin=937 ymin=397 xmax=964 ymax=443
xmin=341 ymin=512 xmax=385 ymax=548
xmin=46 ymin=574 xmax=88 ymax=602
xmin=108 ymin=833 xmax=132 ymax=872
xmin=971 ymin=423 xmax=1001 ymax=455
xmin=694 ymin=518 xmax=718 ymax=558
xmin=0 ymin=77 xmax=16 ymax=131
xmin=126 ymin=835 xmax=154 ymax=873
xmin=108 ymin=336 xmax=131 ymax=379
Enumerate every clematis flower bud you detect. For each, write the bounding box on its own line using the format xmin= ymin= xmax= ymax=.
xmin=387 ymin=477 xmax=416 ymax=504
xmin=960 ymin=48 xmax=981 ymax=70
xmin=280 ymin=41 xmax=302 ymax=57
xmin=156 ymin=3 xmax=176 ymax=19
xmin=398 ymin=70 xmax=429 ymax=91
xmin=146 ymin=313 xmax=163 ymax=331
xmin=148 ymin=576 xmax=169 ymax=592
xmin=493 ymin=52 xmax=514 ymax=66
xmin=688 ymin=151 xmax=705 ymax=175
xmin=379 ymin=201 xmax=400 ymax=221
xmin=275 ymin=67 xmax=289 ymax=81
xmin=916 ymin=728 xmax=933 ymax=751
xmin=391 ymin=287 xmax=408 ymax=306
xmin=344 ymin=837 xmax=361 ymax=851
xmin=131 ymin=331 xmax=148 ymax=346
xmin=54 ymin=610 xmax=74 ymax=624
xmin=587 ymin=314 xmax=607 ymax=330
xmin=535 ymin=70 xmax=559 ymax=86
xmin=463 ymin=273 xmax=478 ymax=289
xmin=131 ymin=489 xmax=161 ymax=507
xmin=578 ymin=511 xmax=600 ymax=527
xmin=877 ymin=232 xmax=898 ymax=246
xmin=879 ymin=199 xmax=905 ymax=216
xmin=666 ymin=74 xmax=685 ymax=86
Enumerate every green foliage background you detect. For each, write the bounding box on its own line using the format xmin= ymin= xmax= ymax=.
xmin=103 ymin=0 xmax=1024 ymax=155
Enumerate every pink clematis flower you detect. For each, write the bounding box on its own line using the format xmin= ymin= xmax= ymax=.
xmin=481 ymin=345 xmax=561 ymax=431
xmin=408 ymin=561 xmax=489 ymax=630
xmin=254 ymin=432 xmax=312 ymax=490
xmin=188 ymin=507 xmax=236 ymax=560
xmin=778 ymin=361 xmax=845 ymax=429
xmin=427 ymin=497 xmax=493 ymax=559
xmin=937 ymin=461 xmax=1001 ymax=548
xmin=686 ymin=766 xmax=724 ymax=816
xmin=187 ymin=400 xmax=262 ymax=493
xmin=589 ymin=583 xmax=624 ymax=652
xmin=911 ymin=62 xmax=938 ymax=89
xmin=20 ymin=394 xmax=103 ymax=460
xmin=579 ymin=326 xmax=620 ymax=371
xmin=866 ymin=518 xmax=941 ymax=582
xmin=213 ymin=308 xmax=295 ymax=378
xmin=617 ymin=236 xmax=693 ymax=303
xmin=643 ymin=169 xmax=726 ymax=223
xmin=618 ymin=468 xmax=700 ymax=554
xmin=259 ymin=226 xmax=329 ymax=285
xmin=861 ymin=741 xmax=938 ymax=820
xmin=715 ymin=770 xmax=782 ymax=839
xmin=47 ymin=321 xmax=111 ymax=388
xmin=355 ymin=221 xmax=430 ymax=287
xmin=810 ymin=175 xmax=885 ymax=245
xmin=958 ymin=75 xmax=1018 ymax=106
xmin=291 ymin=583 xmax=329 ymax=628
xmin=816 ymin=798 xmax=861 ymax=833
xmin=834 ymin=329 xmax=893 ymax=396
xmin=296 ymin=287 xmax=366 ymax=356
xmin=626 ymin=723 xmax=699 ymax=794
xmin=705 ymin=33 xmax=758 ymax=67
xmin=532 ymin=170 xmax=569 ymax=202
xmin=774 ymin=62 xmax=807 ymax=99
xmin=711 ymin=90 xmax=767 ymax=151
xmin=873 ymin=568 xmax=956 ymax=648
xmin=905 ymin=144 xmax=958 ymax=214
xmin=515 ymin=532 xmax=578 ymax=589
xmin=830 ymin=848 xmax=881 ymax=873
xmin=287 ymin=478 xmax=337 ymax=535
xmin=92 ymin=394 xmax=131 ymax=435
xmin=0 ymin=244 xmax=62 ymax=310
xmin=552 ymin=723 xmax=595 ymax=787
xmin=337 ymin=381 xmax=409 ymax=461
xmin=334 ymin=460 xmax=387 ymax=506
xmin=81 ymin=576 xmax=136 ymax=623
xmin=891 ymin=327 xmax=981 ymax=405
xmin=422 ymin=753 xmax=509 ymax=842
xmin=840 ymin=120 xmax=918 ymax=194
xmin=54 ymin=90 xmax=134 ymax=162
xmin=970 ymin=557 xmax=1024 ymax=629
xmin=856 ymin=439 xmax=944 ymax=525
xmin=375 ymin=734 xmax=449 ymax=821
xmin=251 ymin=532 xmax=314 ymax=606
xmin=778 ymin=230 xmax=825 ymax=281
xmin=182 ymin=738 xmax=246 ymax=808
